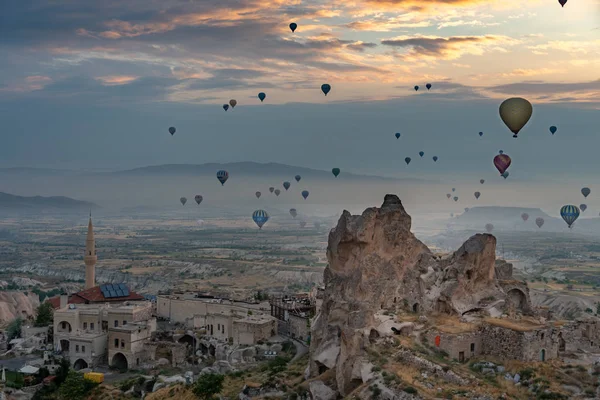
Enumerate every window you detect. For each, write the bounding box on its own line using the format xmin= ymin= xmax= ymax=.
xmin=541 ymin=333 xmax=545 ymax=340
xmin=114 ymin=339 xmax=119 ymax=348
xmin=82 ymin=346 xmax=86 ymax=353
xmin=61 ymin=322 xmax=66 ymax=329
xmin=90 ymin=323 xmax=94 ymax=331
xmin=470 ymin=343 xmax=475 ymax=352
xmin=83 ymin=322 xmax=88 ymax=330
xmin=222 ymin=326 xmax=224 ymax=334
xmin=75 ymin=345 xmax=79 ymax=352
xmin=121 ymin=339 xmax=125 ymax=348
xmin=123 ymin=320 xmax=127 ymax=326
xmin=218 ymin=324 xmax=220 ymax=330
xmin=136 ymin=358 xmax=140 ymax=366
xmin=114 ymin=320 xmax=118 ymax=327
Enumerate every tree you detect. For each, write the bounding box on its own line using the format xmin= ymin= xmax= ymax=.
xmin=34 ymin=302 xmax=54 ymax=327
xmin=596 ymin=302 xmax=600 ymax=315
xmin=7 ymin=317 xmax=23 ymax=340
xmin=57 ymin=371 xmax=87 ymax=400
xmin=193 ymin=373 xmax=224 ymax=400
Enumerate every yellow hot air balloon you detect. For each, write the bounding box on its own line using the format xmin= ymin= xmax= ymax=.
xmin=499 ymin=97 xmax=533 ymax=138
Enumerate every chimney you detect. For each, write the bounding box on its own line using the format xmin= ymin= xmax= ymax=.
xmin=60 ymin=294 xmax=68 ymax=309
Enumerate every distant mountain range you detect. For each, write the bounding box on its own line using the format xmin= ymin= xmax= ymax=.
xmin=0 ymin=192 xmax=99 ymax=210
xmin=1 ymin=162 xmax=427 ymax=182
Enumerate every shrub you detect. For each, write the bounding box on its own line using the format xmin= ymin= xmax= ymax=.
xmin=403 ymin=386 xmax=418 ymax=394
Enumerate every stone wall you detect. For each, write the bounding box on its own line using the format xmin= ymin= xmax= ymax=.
xmin=477 ymin=325 xmax=559 ymax=362
xmin=425 ymin=330 xmax=482 ymax=362
xmin=143 ymin=341 xmax=187 ymax=367
xmin=560 ymin=320 xmax=600 ymax=353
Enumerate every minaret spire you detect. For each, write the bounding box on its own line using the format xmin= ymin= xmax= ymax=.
xmin=84 ymin=213 xmax=97 ymax=289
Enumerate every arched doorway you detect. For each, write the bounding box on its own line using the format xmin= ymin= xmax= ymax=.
xmin=178 ymin=334 xmax=195 ymax=354
xmin=57 ymin=321 xmax=72 ymax=333
xmin=111 ymin=352 xmax=128 ymax=371
xmin=73 ymin=359 xmax=88 ymax=371
xmin=540 ymin=349 xmax=546 ymax=362
xmin=506 ymin=289 xmax=526 ymax=312
xmin=412 ymin=303 xmax=420 ymax=313
xmin=558 ymin=332 xmax=566 ymax=352
xmin=59 ymin=339 xmax=70 ymax=353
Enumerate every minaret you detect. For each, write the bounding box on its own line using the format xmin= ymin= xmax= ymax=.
xmin=84 ymin=212 xmax=97 ymax=289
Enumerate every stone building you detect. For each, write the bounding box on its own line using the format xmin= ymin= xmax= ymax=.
xmin=270 ymin=296 xmax=314 ymax=342
xmin=232 ymin=315 xmax=277 ymax=345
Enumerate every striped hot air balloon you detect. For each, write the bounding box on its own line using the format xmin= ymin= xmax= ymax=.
xmin=216 ymin=170 xmax=229 ymax=185
xmin=560 ymin=205 xmax=580 ymax=228
xmin=252 ymin=209 xmax=269 ymax=229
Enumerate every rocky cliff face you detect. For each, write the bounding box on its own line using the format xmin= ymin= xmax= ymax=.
xmin=309 ymin=195 xmax=517 ymax=395
xmin=0 ymin=291 xmax=40 ymax=325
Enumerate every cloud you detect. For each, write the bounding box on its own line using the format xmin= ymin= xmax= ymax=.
xmin=485 ymin=79 xmax=600 ymax=103
xmin=96 ymin=75 xmax=139 ymax=85
xmin=381 ymin=34 xmax=519 ymax=61
xmin=527 ymin=40 xmax=600 ymax=55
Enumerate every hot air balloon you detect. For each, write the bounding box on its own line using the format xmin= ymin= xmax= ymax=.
xmin=502 ymin=171 xmax=509 ymax=179
xmin=485 ymin=223 xmax=494 ymax=233
xmin=255 ymin=191 xmax=261 ymax=199
xmin=395 ymin=132 xmax=400 ymax=139
xmin=405 ymin=157 xmax=411 ymax=165
xmin=499 ymin=97 xmax=533 ymax=138
xmin=580 ymin=204 xmax=587 ymax=212
xmin=258 ymin=92 xmax=266 ymax=102
xmin=414 ymin=85 xmax=419 ymax=91
xmin=433 ymin=156 xmax=438 ymax=162
xmin=252 ymin=209 xmax=269 ymax=229
xmin=274 ymin=189 xmax=281 ymax=196
xmin=295 ymin=175 xmax=301 ymax=182
xmin=549 ymin=126 xmax=557 ymax=135
xmin=521 ymin=213 xmax=529 ymax=222
xmin=216 ymin=170 xmax=229 ymax=185
xmin=332 ymin=168 xmax=340 ymax=177
xmin=299 ymin=220 xmax=307 ymax=228
xmin=465 ymin=208 xmax=469 ymax=212
xmin=453 ymin=196 xmax=458 ymax=202
xmin=197 ymin=219 xmax=205 ymax=227
xmin=195 ymin=195 xmax=203 ymax=205
xmin=581 ymin=187 xmax=591 ymax=198
xmin=269 ymin=187 xmax=275 ymax=193
xmin=480 ymin=179 xmax=485 ymax=184
xmin=474 ymin=191 xmax=481 ymax=199
xmin=321 ymin=84 xmax=331 ymax=96
xmin=558 ymin=0 xmax=567 ymax=7
xmin=426 ymin=83 xmax=432 ymax=90
xmin=499 ymin=150 xmax=504 ymax=155
xmin=289 ymin=208 xmax=297 ymax=218
xmin=446 ymin=194 xmax=451 ymax=199
xmin=289 ymin=22 xmax=297 ymax=32
xmin=535 ymin=217 xmax=544 ymax=228
xmin=168 ymin=127 xmax=176 ymax=135
xmin=494 ymin=154 xmax=511 ymax=175
xmin=180 ymin=197 xmax=187 ymax=206
xmin=419 ymin=151 xmax=424 ymax=158
xmin=229 ymin=99 xmax=237 ymax=108
xmin=314 ymin=221 xmax=321 ymax=229
xmin=283 ymin=182 xmax=291 ymax=191
xmin=560 ymin=205 xmax=580 ymax=228
xmin=452 ymin=188 xmax=456 ymax=192
xmin=223 ymin=104 xmax=229 ymax=111
xmin=301 ymin=190 xmax=309 ymax=200
xmin=479 ymin=132 xmax=483 ymax=137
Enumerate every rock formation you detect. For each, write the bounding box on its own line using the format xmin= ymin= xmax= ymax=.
xmin=309 ymin=195 xmax=531 ymax=396
xmin=0 ymin=291 xmax=40 ymax=325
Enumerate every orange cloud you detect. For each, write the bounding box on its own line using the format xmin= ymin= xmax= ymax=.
xmin=95 ymin=76 xmax=139 ymax=85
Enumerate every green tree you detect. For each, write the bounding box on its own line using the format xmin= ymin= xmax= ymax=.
xmin=193 ymin=373 xmax=224 ymax=400
xmin=7 ymin=317 xmax=23 ymax=340
xmin=34 ymin=302 xmax=54 ymax=327
xmin=57 ymin=371 xmax=87 ymax=400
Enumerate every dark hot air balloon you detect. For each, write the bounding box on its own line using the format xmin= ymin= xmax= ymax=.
xmin=414 ymin=85 xmax=419 ymax=91
xmin=499 ymin=97 xmax=533 ymax=138
xmin=521 ymin=213 xmax=529 ymax=222
xmin=499 ymin=150 xmax=504 ymax=154
xmin=258 ymin=92 xmax=266 ymax=102
xmin=195 ymin=195 xmax=203 ymax=205
xmin=229 ymin=99 xmax=237 ymax=108
xmin=289 ymin=22 xmax=297 ymax=32
xmin=453 ymin=196 xmax=458 ymax=202
xmin=558 ymin=0 xmax=567 ymax=7
xmin=426 ymin=83 xmax=432 ymax=90
xmin=405 ymin=157 xmax=411 ymax=165
xmin=395 ymin=132 xmax=400 ymax=139
xmin=446 ymin=194 xmax=451 ymax=199
xmin=216 ymin=170 xmax=229 ymax=185
xmin=168 ymin=127 xmax=176 ymax=135
xmin=274 ymin=189 xmax=281 ymax=196
xmin=560 ymin=205 xmax=579 ymax=228
xmin=502 ymin=171 xmax=509 ymax=179
xmin=295 ymin=175 xmax=301 ymax=182
xmin=485 ymin=223 xmax=494 ymax=233
xmin=580 ymin=204 xmax=587 ymax=212
xmin=433 ymin=156 xmax=438 ymax=162
xmin=283 ymin=182 xmax=290 ymax=190
xmin=419 ymin=151 xmax=424 ymax=158
xmin=301 ymin=190 xmax=309 ymax=200
xmin=474 ymin=191 xmax=481 ymax=199
xmin=480 ymin=179 xmax=485 ymax=184
xmin=332 ymin=168 xmax=340 ymax=177
xmin=223 ymin=104 xmax=229 ymax=111
xmin=252 ymin=209 xmax=269 ymax=229
xmin=581 ymin=187 xmax=591 ymax=198
xmin=479 ymin=131 xmax=483 ymax=137
xmin=549 ymin=126 xmax=557 ymax=135
xmin=269 ymin=187 xmax=274 ymax=193
xmin=289 ymin=208 xmax=297 ymax=218
xmin=465 ymin=208 xmax=469 ymax=212
xmin=494 ymin=154 xmax=511 ymax=175
xmin=255 ymin=191 xmax=261 ymax=199
xmin=299 ymin=220 xmax=307 ymax=228
xmin=535 ymin=217 xmax=544 ymax=228
xmin=452 ymin=188 xmax=456 ymax=192
xmin=180 ymin=197 xmax=187 ymax=206
xmin=321 ymin=84 xmax=331 ymax=96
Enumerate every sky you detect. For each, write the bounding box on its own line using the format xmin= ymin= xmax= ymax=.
xmin=1 ymin=0 xmax=599 ymax=179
